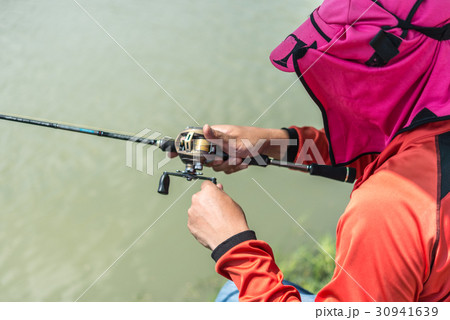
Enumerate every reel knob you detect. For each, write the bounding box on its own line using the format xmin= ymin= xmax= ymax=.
xmin=157 ymin=172 xmax=170 ymax=195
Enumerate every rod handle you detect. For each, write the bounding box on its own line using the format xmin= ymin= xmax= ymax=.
xmin=308 ymin=164 xmax=356 ymax=183
xmin=243 ymin=154 xmax=271 ymax=166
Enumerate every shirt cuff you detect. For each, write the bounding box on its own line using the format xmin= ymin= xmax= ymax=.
xmin=281 ymin=127 xmax=300 ymax=163
xmin=211 ymin=230 xmax=257 ymax=262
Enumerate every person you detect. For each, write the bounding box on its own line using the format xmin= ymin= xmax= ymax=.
xmin=185 ymin=0 xmax=450 ymax=301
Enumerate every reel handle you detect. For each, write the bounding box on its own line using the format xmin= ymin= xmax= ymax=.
xmin=158 ymin=171 xmax=217 ymax=195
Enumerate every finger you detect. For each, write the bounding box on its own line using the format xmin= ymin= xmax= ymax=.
xmin=229 ymin=157 xmax=243 ymax=166
xmin=238 ymin=163 xmax=249 ymax=170
xmin=212 ymin=158 xmax=243 ymax=172
xmin=224 ymin=166 xmax=244 ymax=174
xmin=223 ymin=161 xmax=250 ymax=174
xmin=168 ymin=152 xmax=178 ymax=158
xmin=203 ymin=124 xmax=227 ymax=143
xmin=217 ymin=183 xmax=224 ymax=190
xmin=212 ymin=162 xmax=228 ymax=172
xmin=205 ymin=159 xmax=224 ymax=168
xmin=204 ymin=154 xmax=223 ymax=165
xmin=190 ymin=192 xmax=200 ymax=205
xmin=203 ymin=124 xmax=217 ymax=140
xmin=201 ymin=180 xmax=215 ymax=190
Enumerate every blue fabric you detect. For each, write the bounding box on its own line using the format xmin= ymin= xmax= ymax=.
xmin=215 ymin=280 xmax=316 ymax=302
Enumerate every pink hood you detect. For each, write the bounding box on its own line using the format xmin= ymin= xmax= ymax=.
xmin=271 ymin=0 xmax=450 ymax=165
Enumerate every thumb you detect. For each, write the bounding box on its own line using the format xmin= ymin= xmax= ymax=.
xmin=203 ymin=124 xmax=228 ymax=144
xmin=201 ymin=180 xmax=215 ymax=190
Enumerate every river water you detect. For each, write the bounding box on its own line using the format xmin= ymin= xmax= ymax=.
xmin=0 ymin=0 xmax=354 ymax=301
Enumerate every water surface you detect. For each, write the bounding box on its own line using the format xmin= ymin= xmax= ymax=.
xmin=0 ymin=0 xmax=354 ymax=301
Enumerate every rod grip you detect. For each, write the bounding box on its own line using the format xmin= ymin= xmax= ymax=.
xmin=243 ymin=154 xmax=271 ymax=167
xmin=309 ymin=164 xmax=356 ymax=183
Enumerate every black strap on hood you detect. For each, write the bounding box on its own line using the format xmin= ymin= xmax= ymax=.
xmin=367 ymin=0 xmax=449 ymax=67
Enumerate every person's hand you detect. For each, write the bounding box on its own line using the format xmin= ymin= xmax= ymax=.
xmin=203 ymin=124 xmax=289 ymax=174
xmin=165 ymin=125 xmax=255 ymax=163
xmin=166 ymin=124 xmax=290 ymax=174
xmin=188 ymin=181 xmax=249 ymax=250
xmin=168 ymin=151 xmax=178 ymax=159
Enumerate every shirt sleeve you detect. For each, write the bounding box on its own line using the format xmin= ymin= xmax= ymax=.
xmin=215 ymin=239 xmax=301 ymax=302
xmin=215 ymin=169 xmax=433 ymax=302
xmin=285 ymin=126 xmax=378 ymax=179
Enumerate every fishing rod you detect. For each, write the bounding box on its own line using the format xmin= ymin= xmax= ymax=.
xmin=0 ymin=113 xmax=175 ymax=152
xmin=0 ymin=113 xmax=356 ymax=194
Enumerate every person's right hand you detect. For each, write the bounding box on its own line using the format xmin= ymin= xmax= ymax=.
xmin=202 ymin=124 xmax=288 ymax=174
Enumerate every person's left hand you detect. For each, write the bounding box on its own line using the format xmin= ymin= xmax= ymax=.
xmin=188 ymin=181 xmax=249 ymax=250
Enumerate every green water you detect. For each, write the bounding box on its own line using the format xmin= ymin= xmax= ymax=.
xmin=0 ymin=0 xmax=354 ymax=301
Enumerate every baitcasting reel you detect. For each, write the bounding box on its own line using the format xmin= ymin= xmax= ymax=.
xmin=157 ymin=126 xmax=357 ymax=195
xmin=157 ymin=127 xmax=220 ymax=195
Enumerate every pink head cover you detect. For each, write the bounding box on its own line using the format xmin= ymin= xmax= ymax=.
xmin=270 ymin=0 xmax=450 ymax=165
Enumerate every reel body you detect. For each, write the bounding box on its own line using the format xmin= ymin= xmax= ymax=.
xmin=175 ymin=127 xmax=217 ymax=171
xmin=158 ymin=127 xmax=219 ymax=194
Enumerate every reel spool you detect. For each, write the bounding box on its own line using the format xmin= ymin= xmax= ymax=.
xmin=175 ymin=127 xmax=217 ymax=171
xmin=158 ymin=127 xmax=219 ymax=195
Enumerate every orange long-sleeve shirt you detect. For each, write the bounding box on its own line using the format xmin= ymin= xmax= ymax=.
xmin=213 ymin=120 xmax=450 ymax=302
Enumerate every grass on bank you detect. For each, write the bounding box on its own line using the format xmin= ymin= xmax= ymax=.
xmin=276 ymin=235 xmax=336 ymax=293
